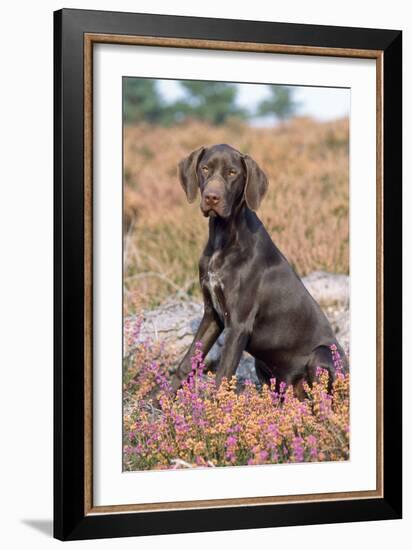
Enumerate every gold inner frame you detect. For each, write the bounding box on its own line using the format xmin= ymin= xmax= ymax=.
xmin=84 ymin=33 xmax=384 ymax=515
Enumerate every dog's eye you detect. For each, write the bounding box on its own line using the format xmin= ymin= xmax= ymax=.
xmin=202 ymin=166 xmax=209 ymax=173
xmin=228 ymin=169 xmax=237 ymax=176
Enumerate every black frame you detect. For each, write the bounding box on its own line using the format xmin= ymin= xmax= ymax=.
xmin=54 ymin=8 xmax=402 ymax=541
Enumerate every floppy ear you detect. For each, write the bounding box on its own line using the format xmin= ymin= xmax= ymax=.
xmin=178 ymin=146 xmax=205 ymax=203
xmin=242 ymin=155 xmax=269 ymax=211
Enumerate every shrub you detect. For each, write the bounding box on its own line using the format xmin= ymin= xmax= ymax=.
xmin=123 ymin=320 xmax=349 ymax=471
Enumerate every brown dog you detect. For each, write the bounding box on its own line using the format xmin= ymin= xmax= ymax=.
xmin=170 ymin=144 xmax=348 ymax=397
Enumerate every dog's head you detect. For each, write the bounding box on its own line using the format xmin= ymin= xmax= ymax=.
xmin=178 ymin=144 xmax=268 ymax=218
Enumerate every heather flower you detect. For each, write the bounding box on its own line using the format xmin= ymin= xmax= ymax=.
xmin=306 ymin=434 xmax=318 ymax=460
xmin=123 ymin=330 xmax=350 ymax=471
xmin=292 ymin=436 xmax=305 ymax=462
xmin=226 ymin=435 xmax=237 ymax=446
xmin=330 ymin=343 xmax=345 ymax=376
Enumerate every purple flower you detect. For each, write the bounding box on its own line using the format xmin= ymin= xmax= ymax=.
xmin=226 ymin=435 xmax=237 ymax=447
xmin=225 ymin=435 xmax=238 ymax=462
xmin=292 ymin=436 xmax=304 ymax=462
xmin=306 ymin=435 xmax=318 ymax=460
xmin=315 ymin=366 xmax=324 ymax=377
xmin=222 ymin=403 xmax=233 ymax=414
xmin=330 ymin=343 xmax=344 ymax=373
xmin=267 ymin=423 xmax=279 ymax=437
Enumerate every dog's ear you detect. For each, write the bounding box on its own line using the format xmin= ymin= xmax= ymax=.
xmin=178 ymin=146 xmax=205 ymax=203
xmin=242 ymin=155 xmax=269 ymax=211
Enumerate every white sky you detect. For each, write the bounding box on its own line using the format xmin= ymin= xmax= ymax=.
xmin=157 ymin=79 xmax=350 ymax=123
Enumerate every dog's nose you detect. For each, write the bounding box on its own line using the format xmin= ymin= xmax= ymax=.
xmin=204 ymin=192 xmax=221 ymax=205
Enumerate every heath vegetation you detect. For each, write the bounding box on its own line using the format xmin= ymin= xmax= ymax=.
xmin=123 ymin=319 xmax=349 ymax=471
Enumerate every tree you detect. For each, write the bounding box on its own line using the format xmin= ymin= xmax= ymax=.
xmin=123 ymin=78 xmax=250 ymax=126
xmin=257 ymin=85 xmax=299 ymax=122
xmin=123 ymin=79 xmax=166 ymax=125
xmin=176 ymin=81 xmax=247 ymax=125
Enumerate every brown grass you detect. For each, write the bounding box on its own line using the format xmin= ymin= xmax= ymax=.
xmin=123 ymin=117 xmax=349 ymax=312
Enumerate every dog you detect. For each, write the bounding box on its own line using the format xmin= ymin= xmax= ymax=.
xmin=170 ymin=144 xmax=348 ymax=399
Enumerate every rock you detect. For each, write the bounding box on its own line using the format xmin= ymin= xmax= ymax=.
xmin=128 ymin=271 xmax=350 ymax=383
xmin=137 ymin=300 xmax=203 ymax=353
xmin=302 ymin=271 xmax=350 ymax=354
xmin=302 ymin=271 xmax=349 ymax=307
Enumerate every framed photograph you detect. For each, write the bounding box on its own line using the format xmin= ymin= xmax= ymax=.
xmin=54 ymin=8 xmax=402 ymax=541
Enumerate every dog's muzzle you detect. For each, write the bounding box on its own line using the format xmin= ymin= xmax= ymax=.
xmin=201 ymin=177 xmax=226 ymax=217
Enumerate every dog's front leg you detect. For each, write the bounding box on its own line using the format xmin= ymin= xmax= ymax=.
xmin=170 ymin=308 xmax=222 ymax=392
xmin=215 ymin=329 xmax=249 ymax=388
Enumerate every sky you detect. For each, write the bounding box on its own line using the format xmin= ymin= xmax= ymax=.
xmin=157 ymin=79 xmax=350 ymax=124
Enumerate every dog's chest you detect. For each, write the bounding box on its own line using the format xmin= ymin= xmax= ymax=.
xmin=203 ymin=254 xmax=227 ymax=321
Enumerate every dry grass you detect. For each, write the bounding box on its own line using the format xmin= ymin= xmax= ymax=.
xmin=124 ymin=117 xmax=349 ymax=312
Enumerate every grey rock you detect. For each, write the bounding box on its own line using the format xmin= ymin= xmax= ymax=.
xmin=302 ymin=271 xmax=350 ymax=355
xmin=302 ymin=271 xmax=349 ymax=307
xmin=128 ymin=271 xmax=350 ymax=383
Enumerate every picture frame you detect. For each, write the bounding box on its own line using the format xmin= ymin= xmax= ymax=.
xmin=54 ymin=8 xmax=402 ymax=541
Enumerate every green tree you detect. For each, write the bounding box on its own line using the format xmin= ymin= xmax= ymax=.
xmin=176 ymin=81 xmax=247 ymax=125
xmin=124 ymin=78 xmax=251 ymax=126
xmin=257 ymin=85 xmax=299 ymax=121
xmin=123 ymin=79 xmax=166 ymax=125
